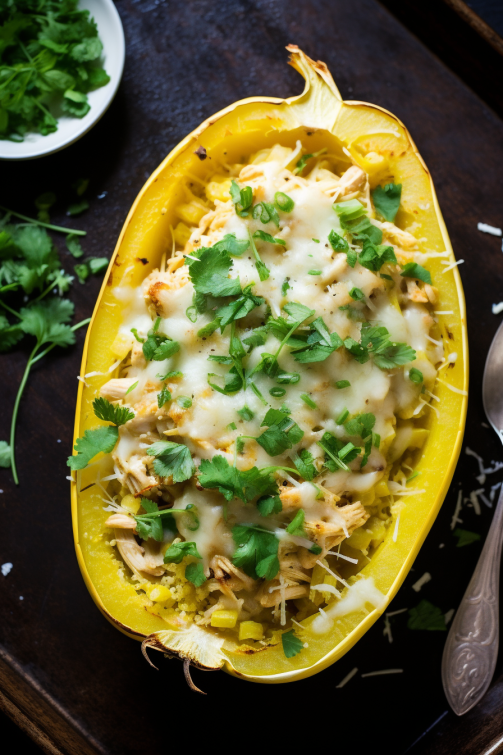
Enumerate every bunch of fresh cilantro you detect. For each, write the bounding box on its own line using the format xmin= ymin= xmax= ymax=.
xmin=0 ymin=201 xmax=107 ymax=483
xmin=0 ymin=0 xmax=110 ymax=141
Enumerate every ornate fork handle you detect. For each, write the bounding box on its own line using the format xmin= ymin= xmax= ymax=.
xmin=442 ymin=487 xmax=503 ymax=715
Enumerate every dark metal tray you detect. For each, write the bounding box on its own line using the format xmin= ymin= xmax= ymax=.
xmin=2 ymin=1 xmax=503 ymax=752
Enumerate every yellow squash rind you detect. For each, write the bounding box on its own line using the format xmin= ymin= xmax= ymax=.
xmin=71 ymin=46 xmax=468 ymax=683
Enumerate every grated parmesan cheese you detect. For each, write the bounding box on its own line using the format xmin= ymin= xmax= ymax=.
xmin=336 ymin=667 xmax=359 ymax=689
xmin=361 ymin=669 xmax=404 ymax=677
xmin=477 ymin=222 xmax=502 ymax=236
xmin=412 ymin=572 xmax=432 ymax=592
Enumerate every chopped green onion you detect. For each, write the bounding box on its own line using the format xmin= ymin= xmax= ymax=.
xmin=308 ymin=270 xmax=322 ymax=276
xmin=335 ymin=380 xmax=350 ymax=389
xmin=274 ymin=191 xmax=294 ymax=212
xmin=312 ymin=238 xmax=320 ymax=243
xmin=349 ymin=287 xmax=365 ymax=301
xmin=227 ymin=422 xmax=237 ymax=431
xmin=125 ymin=380 xmax=139 ymax=396
xmin=336 ymin=408 xmax=349 ymax=424
xmin=339 ymin=442 xmax=359 ymax=460
xmin=237 ymin=406 xmax=254 ymax=421
xmin=300 ymin=393 xmax=317 ymax=409
xmin=409 ymin=367 xmax=424 ymax=384
xmin=176 ymin=396 xmax=192 ymax=408
xmin=270 ymin=387 xmax=286 ymax=398
xmin=277 ymin=372 xmax=301 ymax=384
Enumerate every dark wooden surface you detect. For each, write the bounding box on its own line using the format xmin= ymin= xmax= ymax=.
xmin=1 ymin=0 xmax=503 ymax=752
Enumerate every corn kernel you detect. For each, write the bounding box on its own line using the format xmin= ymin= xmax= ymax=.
xmin=110 ymin=332 xmax=135 ymax=359
xmin=409 ymin=428 xmax=428 ymax=449
xmin=121 ymin=494 xmax=141 ymax=515
xmin=359 ymin=489 xmax=375 ymax=507
xmin=149 ymin=586 xmax=172 ymax=603
xmin=375 ymin=480 xmax=390 ymax=498
xmin=239 ymin=621 xmax=264 ymax=641
xmin=176 ymin=201 xmax=207 ymax=226
xmin=211 ymin=609 xmax=238 ymax=628
xmin=173 ymin=222 xmax=191 ymax=247
xmin=206 ymin=176 xmax=232 ymax=203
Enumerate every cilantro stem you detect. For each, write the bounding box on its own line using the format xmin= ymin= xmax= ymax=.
xmin=32 ymin=280 xmax=58 ymax=303
xmin=0 ymin=298 xmax=22 ymax=319
xmin=0 ymin=205 xmax=86 ymax=236
xmin=10 ymin=343 xmax=39 ymax=485
xmin=31 ymin=317 xmax=91 ymax=364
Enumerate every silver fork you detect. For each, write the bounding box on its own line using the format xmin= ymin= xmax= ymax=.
xmin=442 ymin=319 xmax=503 ymax=715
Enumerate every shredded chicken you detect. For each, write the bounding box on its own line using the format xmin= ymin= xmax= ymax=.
xmin=114 ymin=528 xmax=164 ymax=577
xmin=209 ymin=555 xmax=256 ymax=597
xmin=105 ymin=514 xmax=136 ymax=529
xmin=100 ymin=378 xmax=138 ymax=401
xmin=257 ymin=582 xmax=309 ymax=607
xmin=338 ymin=165 xmax=366 ymax=194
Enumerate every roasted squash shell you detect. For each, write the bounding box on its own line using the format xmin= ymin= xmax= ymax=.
xmin=71 ymin=46 xmax=468 ymax=684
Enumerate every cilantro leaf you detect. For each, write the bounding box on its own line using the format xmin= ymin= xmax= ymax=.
xmin=344 ymin=412 xmax=375 ymax=439
xmin=317 ymin=432 xmax=350 ymax=472
xmin=232 ymin=524 xmax=280 ymax=580
xmin=257 ymin=495 xmax=282 ymax=516
xmin=19 ymin=299 xmax=75 ymax=348
xmin=185 ymin=562 xmax=207 ymax=586
xmin=188 ymin=246 xmax=241 ymax=297
xmin=143 ymin=331 xmax=180 ymax=361
xmin=454 ymin=528 xmax=481 ymax=548
xmin=0 ymin=316 xmax=23 ymax=352
xmin=335 ymin=202 xmax=383 ymax=244
xmin=295 ymin=153 xmax=314 ymax=173
xmin=358 ymin=240 xmax=397 ymax=272
xmin=373 ymin=342 xmax=416 ymax=370
xmin=242 ymin=326 xmax=268 ymax=349
xmin=286 ymin=509 xmax=306 ymax=536
xmin=371 ymin=183 xmax=402 ymax=222
xmin=134 ymin=499 xmax=164 ymax=541
xmin=292 ymin=449 xmax=317 ymax=481
xmin=66 ymin=233 xmax=84 ymax=258
xmin=281 ymin=629 xmax=303 ymax=658
xmin=0 ymin=440 xmax=11 ymax=468
xmin=146 ymin=441 xmax=195 ymax=482
xmin=293 ymin=316 xmax=343 ymax=363
xmin=407 ymin=600 xmax=447 ymax=631
xmin=164 ymin=541 xmax=202 ymax=564
xmin=256 ymin=410 xmax=304 ymax=456
xmin=198 ymin=455 xmax=278 ymax=502
xmin=212 ymin=233 xmax=250 ymax=257
xmin=237 ymin=405 xmax=254 ymax=421
xmin=253 ymin=230 xmax=285 ymax=246
xmin=92 ymin=397 xmax=134 ymax=426
xmin=216 ymin=286 xmax=264 ymax=329
xmin=157 ymin=387 xmax=171 ymax=407
xmin=400 ymin=263 xmax=432 ymax=285
xmin=67 ymin=426 xmax=118 ymax=470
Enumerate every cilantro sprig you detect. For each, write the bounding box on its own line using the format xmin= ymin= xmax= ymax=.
xmin=68 ymin=398 xmax=134 ymax=471
xmin=0 ymin=1 xmax=110 ymax=141
xmin=232 ymin=523 xmax=280 ymax=580
xmin=344 ymin=322 xmax=415 ymax=370
xmin=281 ymin=629 xmax=303 ymax=658
xmin=134 ymin=499 xmax=199 ymax=541
xmin=146 ymin=440 xmax=196 ymax=483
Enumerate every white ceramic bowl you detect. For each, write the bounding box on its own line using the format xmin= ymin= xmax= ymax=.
xmin=0 ymin=0 xmax=125 ymax=161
